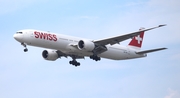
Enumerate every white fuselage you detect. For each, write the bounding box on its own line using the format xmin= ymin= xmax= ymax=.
xmin=14 ymin=29 xmax=146 ymax=60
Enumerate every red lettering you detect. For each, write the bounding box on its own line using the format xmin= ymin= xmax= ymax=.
xmin=53 ymin=34 xmax=57 ymax=41
xmin=43 ymin=33 xmax=48 ymax=40
xmin=39 ymin=33 xmax=44 ymax=39
xmin=34 ymin=31 xmax=57 ymax=41
xmin=34 ymin=31 xmax=39 ymax=38
xmin=48 ymin=34 xmax=53 ymax=41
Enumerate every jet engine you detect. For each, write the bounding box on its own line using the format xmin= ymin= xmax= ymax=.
xmin=42 ymin=50 xmax=59 ymax=61
xmin=78 ymin=40 xmax=95 ymax=51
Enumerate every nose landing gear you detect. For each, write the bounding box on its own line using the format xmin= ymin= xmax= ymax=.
xmin=24 ymin=48 xmax=28 ymax=52
xmin=21 ymin=43 xmax=28 ymax=52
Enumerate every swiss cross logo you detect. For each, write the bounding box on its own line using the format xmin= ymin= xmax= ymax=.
xmin=128 ymin=32 xmax=144 ymax=48
xmin=135 ymin=35 xmax=142 ymax=44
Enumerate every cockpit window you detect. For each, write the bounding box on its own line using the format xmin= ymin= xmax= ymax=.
xmin=16 ymin=32 xmax=23 ymax=34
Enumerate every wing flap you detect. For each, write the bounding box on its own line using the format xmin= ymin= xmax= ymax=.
xmin=136 ymin=48 xmax=167 ymax=54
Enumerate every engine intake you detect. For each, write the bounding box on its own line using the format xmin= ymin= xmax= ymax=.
xmin=42 ymin=50 xmax=58 ymax=61
xmin=78 ymin=40 xmax=95 ymax=51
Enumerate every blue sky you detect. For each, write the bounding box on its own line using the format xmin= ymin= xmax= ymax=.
xmin=0 ymin=0 xmax=180 ymax=98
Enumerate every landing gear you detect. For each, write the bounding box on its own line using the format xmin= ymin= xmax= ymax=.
xmin=69 ymin=60 xmax=80 ymax=67
xmin=69 ymin=56 xmax=80 ymax=67
xmin=24 ymin=48 xmax=28 ymax=52
xmin=90 ymin=55 xmax=101 ymax=61
xmin=21 ymin=43 xmax=28 ymax=52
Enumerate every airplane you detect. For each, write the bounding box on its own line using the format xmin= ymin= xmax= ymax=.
xmin=13 ymin=24 xmax=167 ymax=67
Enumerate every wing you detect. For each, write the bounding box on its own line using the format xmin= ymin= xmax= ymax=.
xmin=93 ymin=24 xmax=166 ymax=46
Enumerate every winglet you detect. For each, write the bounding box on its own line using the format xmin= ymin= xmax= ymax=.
xmin=159 ymin=24 xmax=166 ymax=27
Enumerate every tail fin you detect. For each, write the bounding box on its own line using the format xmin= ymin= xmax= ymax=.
xmin=128 ymin=28 xmax=145 ymax=50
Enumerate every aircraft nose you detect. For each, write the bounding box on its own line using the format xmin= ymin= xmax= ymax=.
xmin=13 ymin=34 xmax=22 ymax=42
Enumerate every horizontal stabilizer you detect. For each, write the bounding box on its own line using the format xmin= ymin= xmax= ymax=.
xmin=136 ymin=48 xmax=167 ymax=54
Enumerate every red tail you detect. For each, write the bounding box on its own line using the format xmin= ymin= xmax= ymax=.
xmin=128 ymin=29 xmax=145 ymax=50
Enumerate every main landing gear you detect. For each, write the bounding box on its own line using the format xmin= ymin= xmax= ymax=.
xmin=90 ymin=55 xmax=101 ymax=61
xmin=69 ymin=56 xmax=80 ymax=67
xmin=21 ymin=43 xmax=28 ymax=52
xmin=69 ymin=60 xmax=80 ymax=67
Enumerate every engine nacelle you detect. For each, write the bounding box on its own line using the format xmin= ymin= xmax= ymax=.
xmin=78 ymin=40 xmax=95 ymax=51
xmin=42 ymin=50 xmax=59 ymax=61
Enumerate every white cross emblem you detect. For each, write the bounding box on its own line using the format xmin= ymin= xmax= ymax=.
xmin=135 ymin=35 xmax=142 ymax=44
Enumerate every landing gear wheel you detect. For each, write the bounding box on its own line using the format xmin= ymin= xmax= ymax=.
xmin=90 ymin=55 xmax=101 ymax=61
xmin=74 ymin=62 xmax=80 ymax=67
xmin=24 ymin=48 xmax=28 ymax=52
xmin=69 ymin=61 xmax=72 ymax=64
xmin=69 ymin=60 xmax=80 ymax=67
xmin=76 ymin=62 xmax=80 ymax=66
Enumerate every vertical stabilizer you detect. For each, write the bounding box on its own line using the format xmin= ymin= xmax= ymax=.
xmin=128 ymin=28 xmax=145 ymax=50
